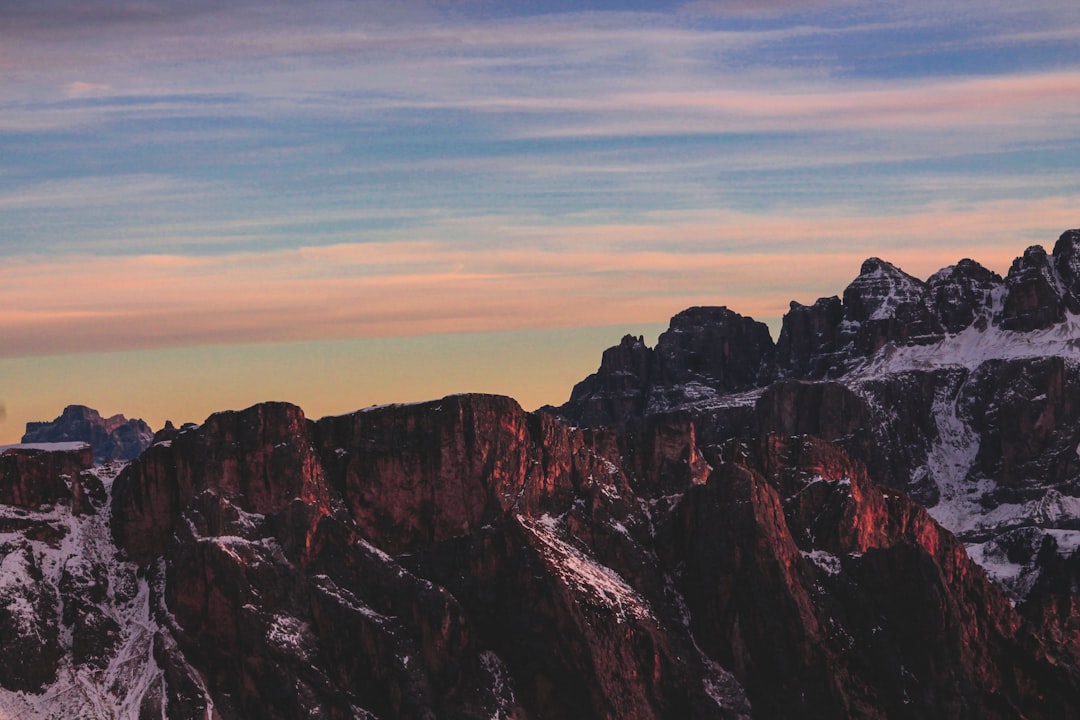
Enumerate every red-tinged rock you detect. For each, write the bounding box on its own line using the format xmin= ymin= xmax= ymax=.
xmin=315 ymin=395 xmax=533 ymax=555
xmin=0 ymin=444 xmax=92 ymax=509
xmin=72 ymin=392 xmax=1080 ymax=718
xmin=679 ymin=434 xmax=1080 ymax=720
xmin=112 ymin=401 xmax=330 ymax=564
xmin=317 ymin=394 xmax=638 ymax=555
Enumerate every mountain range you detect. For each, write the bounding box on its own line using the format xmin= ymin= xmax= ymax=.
xmin=2 ymin=230 xmax=1079 ymax=719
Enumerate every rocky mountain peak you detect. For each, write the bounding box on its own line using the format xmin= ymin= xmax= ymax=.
xmin=1002 ymin=244 xmax=1066 ymax=331
xmin=1053 ymin=228 xmax=1080 ymax=313
xmin=655 ymin=306 xmax=775 ymax=389
xmin=840 ymin=256 xmax=941 ymax=353
xmin=560 ymin=231 xmax=1080 ymax=432
xmin=22 ymin=404 xmax=153 ymax=463
xmin=926 ymin=258 xmax=1003 ymax=332
xmin=774 ymin=295 xmax=844 ymax=378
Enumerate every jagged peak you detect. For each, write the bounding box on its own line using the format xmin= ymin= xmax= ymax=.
xmin=850 ymin=257 xmax=927 ymax=291
xmin=857 ymin=256 xmax=916 ymax=280
xmin=667 ymin=305 xmax=748 ymax=328
xmin=927 ymin=258 xmax=1002 ymax=286
xmin=1009 ymin=244 xmax=1055 ymax=278
xmin=1052 ymin=229 xmax=1080 ymax=313
xmin=1053 ymin=228 xmax=1080 ymax=261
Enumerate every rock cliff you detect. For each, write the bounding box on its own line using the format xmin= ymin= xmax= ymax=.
xmin=4 ymin=392 xmax=1080 ymax=717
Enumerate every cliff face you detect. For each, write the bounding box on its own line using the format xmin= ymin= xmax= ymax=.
xmin=6 ymin=391 xmax=1080 ymax=718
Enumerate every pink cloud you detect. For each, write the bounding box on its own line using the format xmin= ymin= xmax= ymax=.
xmin=1 ymin=192 xmax=1075 ymax=359
xmin=64 ymin=81 xmax=111 ymax=96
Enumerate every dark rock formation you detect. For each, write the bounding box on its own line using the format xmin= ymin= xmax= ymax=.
xmin=840 ymin=257 xmax=942 ymax=354
xmin=558 ymin=307 xmax=774 ymax=430
xmin=774 ymin=296 xmax=844 ymax=378
xmin=1053 ymin=229 xmax=1080 ymax=314
xmin=558 ymin=231 xmax=1080 ymax=433
xmin=0 ymin=445 xmax=114 ymax=698
xmin=0 ymin=443 xmax=92 ymax=509
xmin=561 ymin=334 xmax=656 ymax=430
xmin=23 ymin=405 xmax=154 ymax=463
xmin=927 ymin=259 xmax=1003 ymax=332
xmin=672 ymin=435 xmax=1080 ymax=719
xmin=653 ymin=306 xmax=775 ymax=390
xmin=1002 ymin=245 xmax=1065 ymax=331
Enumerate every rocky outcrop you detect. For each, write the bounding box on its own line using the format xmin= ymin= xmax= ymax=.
xmin=0 ymin=447 xmax=118 ymax=701
xmin=653 ymin=306 xmax=775 ymax=390
xmin=840 ymin=257 xmax=943 ymax=354
xmin=1002 ymin=245 xmax=1065 ymax=331
xmin=774 ymin=296 xmax=844 ymax=378
xmin=927 ymin=259 xmax=1003 ymax=333
xmin=111 ymin=401 xmax=328 ymax=564
xmin=1053 ymin=229 xmax=1080 ymax=314
xmin=23 ymin=405 xmax=154 ymax=463
xmin=558 ymin=307 xmax=774 ymax=430
xmin=0 ymin=443 xmax=93 ymax=509
xmin=670 ymin=435 xmax=1080 ymax=719
xmin=557 ymin=231 xmax=1080 ymax=432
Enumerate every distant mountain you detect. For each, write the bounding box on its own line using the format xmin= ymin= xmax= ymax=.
xmin=554 ymin=229 xmax=1080 ymax=607
xmin=22 ymin=404 xmax=154 ymax=463
xmin=1 ymin=231 xmax=1079 ymax=719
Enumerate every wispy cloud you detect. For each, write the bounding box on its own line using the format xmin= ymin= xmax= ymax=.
xmin=2 ymin=192 xmax=1074 ymax=358
xmin=2 ymin=0 xmax=1079 ymax=363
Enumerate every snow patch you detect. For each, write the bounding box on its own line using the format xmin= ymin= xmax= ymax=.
xmin=480 ymin=651 xmax=518 ymax=719
xmin=801 ymin=549 xmax=842 ymax=576
xmin=1046 ymin=529 xmax=1080 ymax=556
xmin=851 ymin=313 xmax=1080 ymax=378
xmin=267 ymin=613 xmax=308 ymax=653
xmin=0 ymin=484 xmax=169 ymax=719
xmin=965 ymin=541 xmax=1038 ymax=600
xmin=518 ymin=514 xmax=651 ymax=622
xmin=0 ymin=442 xmax=90 ymax=454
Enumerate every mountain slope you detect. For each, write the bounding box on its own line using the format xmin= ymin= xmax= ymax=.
xmin=3 ymin=394 xmax=1080 ymax=718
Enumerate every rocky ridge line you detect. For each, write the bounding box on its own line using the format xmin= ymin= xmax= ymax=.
xmin=5 ymin=395 xmax=1079 ymax=717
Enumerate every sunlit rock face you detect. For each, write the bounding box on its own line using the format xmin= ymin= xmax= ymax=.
xmin=3 ymin=391 xmax=1080 ymax=718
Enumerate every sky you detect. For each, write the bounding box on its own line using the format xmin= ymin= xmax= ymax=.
xmin=2 ymin=0 xmax=1080 ymax=441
